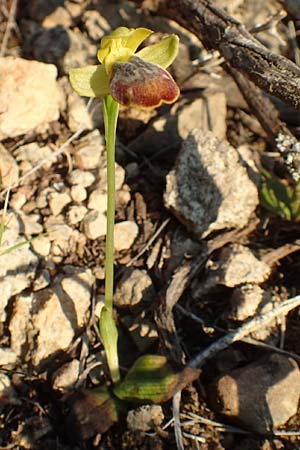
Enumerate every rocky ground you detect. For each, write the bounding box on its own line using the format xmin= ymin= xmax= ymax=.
xmin=1 ymin=0 xmax=300 ymax=449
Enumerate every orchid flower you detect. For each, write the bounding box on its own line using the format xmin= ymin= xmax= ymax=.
xmin=70 ymin=26 xmax=179 ymax=108
xmin=69 ymin=27 xmax=179 ymax=384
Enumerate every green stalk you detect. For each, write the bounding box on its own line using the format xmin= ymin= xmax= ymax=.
xmin=100 ymin=95 xmax=120 ymax=384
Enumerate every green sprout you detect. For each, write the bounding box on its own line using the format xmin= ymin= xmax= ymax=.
xmin=70 ymin=27 xmax=179 ymax=384
xmin=260 ymin=169 xmax=300 ymax=221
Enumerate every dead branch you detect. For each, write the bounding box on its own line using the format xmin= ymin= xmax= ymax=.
xmin=138 ymin=0 xmax=300 ymax=109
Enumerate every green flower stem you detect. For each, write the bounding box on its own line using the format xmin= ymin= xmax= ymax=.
xmin=100 ymin=95 xmax=120 ymax=384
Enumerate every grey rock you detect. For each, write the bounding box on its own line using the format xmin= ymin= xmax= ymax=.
xmin=208 ymin=353 xmax=300 ymax=432
xmin=164 ymin=130 xmax=259 ymax=237
xmin=0 ymin=57 xmax=61 ymax=139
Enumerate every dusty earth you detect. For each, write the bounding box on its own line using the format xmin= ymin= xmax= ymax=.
xmin=1 ymin=0 xmax=300 ymax=449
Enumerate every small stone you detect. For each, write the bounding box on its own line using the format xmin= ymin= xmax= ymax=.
xmin=10 ymin=192 xmax=27 ymax=210
xmin=164 ymin=130 xmax=258 ymax=237
xmin=42 ymin=6 xmax=72 ymax=28
xmin=9 ymin=293 xmax=33 ymax=356
xmin=0 ymin=57 xmax=61 ymax=139
xmin=177 ymin=94 xmax=227 ymax=141
xmin=83 ymin=210 xmax=106 ymax=240
xmin=229 ymin=284 xmax=267 ymax=321
xmin=127 ymin=405 xmax=164 ymax=431
xmin=126 ymin=317 xmax=158 ymax=353
xmin=33 ymin=269 xmax=51 ymax=291
xmin=70 ymin=184 xmax=87 ymax=202
xmin=67 ymin=205 xmax=87 ymax=225
xmin=208 ymin=354 xmax=300 ymax=432
xmin=74 ymin=129 xmax=104 ymax=170
xmin=67 ymin=91 xmax=93 ymax=132
xmin=31 ymin=236 xmax=51 ymax=257
xmin=15 ymin=143 xmax=53 ymax=170
xmin=114 ymin=268 xmax=154 ymax=307
xmin=0 ymin=373 xmax=19 ymax=407
xmin=218 ymin=244 xmax=271 ymax=287
xmin=68 ymin=169 xmax=95 ymax=187
xmin=82 ymin=10 xmax=110 ymax=41
xmin=114 ymin=221 xmax=138 ymax=252
xmin=0 ymin=144 xmax=19 ymax=188
xmin=93 ymin=266 xmax=105 ymax=280
xmin=0 ymin=212 xmax=39 ymax=322
xmin=116 ymin=189 xmax=131 ymax=208
xmin=0 ymin=347 xmax=18 ymax=367
xmin=44 ymin=216 xmax=74 ymax=241
xmin=52 ymin=359 xmax=80 ymax=391
xmin=49 ymin=192 xmax=72 ymax=216
xmin=18 ymin=212 xmax=43 ymax=236
xmin=87 ymin=188 xmax=107 ymax=213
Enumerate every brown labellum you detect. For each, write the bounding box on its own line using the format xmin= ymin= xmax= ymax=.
xmin=109 ymin=56 xmax=180 ymax=108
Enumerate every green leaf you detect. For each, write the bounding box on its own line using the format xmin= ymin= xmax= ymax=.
xmin=69 ymin=65 xmax=110 ymax=98
xmin=113 ymin=355 xmax=200 ymax=403
xmin=100 ymin=306 xmax=120 ymax=384
xmin=260 ymin=169 xmax=294 ymax=220
xmin=136 ymin=34 xmax=179 ymax=69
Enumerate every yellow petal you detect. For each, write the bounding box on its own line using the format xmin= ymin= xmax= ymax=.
xmin=136 ymin=34 xmax=179 ymax=69
xmin=69 ymin=65 xmax=110 ymax=98
xmin=97 ymin=27 xmax=153 ymax=74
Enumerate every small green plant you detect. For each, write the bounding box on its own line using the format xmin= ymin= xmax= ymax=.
xmin=260 ymin=169 xmax=300 ymax=221
xmin=68 ymin=29 xmax=206 ymax=437
xmin=70 ymin=27 xmax=180 ymax=384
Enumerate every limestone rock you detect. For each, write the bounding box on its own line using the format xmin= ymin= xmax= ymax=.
xmin=0 ymin=57 xmax=61 ymax=139
xmin=208 ymin=353 xmax=300 ymax=432
xmin=164 ymin=130 xmax=259 ymax=237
